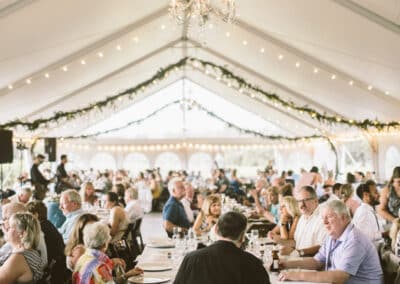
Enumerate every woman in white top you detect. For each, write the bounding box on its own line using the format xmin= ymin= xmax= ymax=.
xmin=104 ymin=192 xmax=129 ymax=242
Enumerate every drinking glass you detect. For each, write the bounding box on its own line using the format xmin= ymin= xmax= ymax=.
xmin=251 ymin=229 xmax=259 ymax=241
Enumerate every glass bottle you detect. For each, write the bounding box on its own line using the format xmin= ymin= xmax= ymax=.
xmin=270 ymin=247 xmax=280 ymax=273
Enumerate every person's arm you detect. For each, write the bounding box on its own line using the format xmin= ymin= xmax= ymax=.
xmin=267 ymin=224 xmax=280 ymax=240
xmin=279 ymin=270 xmax=349 ymax=283
xmin=377 ymin=186 xmax=395 ymax=222
xmin=192 ymin=212 xmax=204 ymax=236
xmin=0 ymin=253 xmax=27 ymax=284
xmin=250 ymin=190 xmax=264 ymax=213
xmin=219 ymin=183 xmax=228 ymax=193
xmin=300 ymin=245 xmax=321 ymax=257
xmin=262 ymin=211 xmax=275 ymax=223
xmin=288 ymin=216 xmax=300 ymax=240
xmin=281 ymin=257 xmax=323 ymax=270
xmin=279 ymin=214 xmax=291 ymax=240
xmin=110 ymin=207 xmax=123 ymax=237
xmin=163 ymin=220 xmax=188 ymax=234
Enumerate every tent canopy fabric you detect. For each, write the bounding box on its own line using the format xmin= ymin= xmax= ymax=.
xmin=1 ymin=0 xmax=400 ymax=141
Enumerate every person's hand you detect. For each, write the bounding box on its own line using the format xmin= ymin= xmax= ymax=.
xmin=278 ymin=271 xmax=301 ymax=281
xmin=70 ymin=245 xmax=86 ymax=269
xmin=271 ymin=233 xmax=281 ymax=242
xmin=125 ymin=267 xmax=144 ymax=277
xmin=280 ymin=246 xmax=294 ymax=255
xmin=280 ymin=214 xmax=290 ymax=224
xmin=112 ymin=258 xmax=126 ymax=269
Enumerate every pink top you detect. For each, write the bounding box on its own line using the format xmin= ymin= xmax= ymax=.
xmin=345 ymin=198 xmax=360 ymax=216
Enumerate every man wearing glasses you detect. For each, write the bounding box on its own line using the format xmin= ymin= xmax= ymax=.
xmin=280 ymin=186 xmax=327 ymax=257
xmin=279 ymin=200 xmax=382 ymax=283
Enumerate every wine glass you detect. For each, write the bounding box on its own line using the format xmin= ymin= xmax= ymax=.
xmin=251 ymin=229 xmax=259 ymax=241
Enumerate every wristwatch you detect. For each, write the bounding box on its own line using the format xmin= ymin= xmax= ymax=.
xmin=297 ymin=249 xmax=305 ymax=257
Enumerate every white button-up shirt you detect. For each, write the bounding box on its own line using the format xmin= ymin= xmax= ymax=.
xmin=294 ymin=205 xmax=328 ymax=249
xmin=125 ymin=199 xmax=144 ymax=223
xmin=352 ymin=202 xmax=382 ymax=242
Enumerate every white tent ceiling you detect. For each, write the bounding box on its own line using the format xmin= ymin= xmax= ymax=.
xmin=1 ymin=0 xmax=400 ymax=142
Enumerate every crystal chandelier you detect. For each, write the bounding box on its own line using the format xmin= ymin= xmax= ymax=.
xmin=169 ymin=0 xmax=236 ymax=27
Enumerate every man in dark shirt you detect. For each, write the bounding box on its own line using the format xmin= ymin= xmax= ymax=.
xmin=55 ymin=154 xmax=74 ymax=193
xmin=174 ymin=211 xmax=271 ymax=284
xmin=215 ymin=168 xmax=230 ymax=193
xmin=30 ymin=154 xmax=50 ymax=189
xmin=162 ymin=178 xmax=190 ymax=237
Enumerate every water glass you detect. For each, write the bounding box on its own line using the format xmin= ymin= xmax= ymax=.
xmin=251 ymin=229 xmax=259 ymax=241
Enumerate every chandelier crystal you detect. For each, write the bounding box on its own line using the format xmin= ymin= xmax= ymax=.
xmin=169 ymin=0 xmax=236 ymax=27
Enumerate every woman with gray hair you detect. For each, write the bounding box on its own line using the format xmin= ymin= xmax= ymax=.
xmin=0 ymin=212 xmax=43 ymax=283
xmin=72 ymin=222 xmax=114 ymax=283
xmin=72 ymin=222 xmax=143 ymax=284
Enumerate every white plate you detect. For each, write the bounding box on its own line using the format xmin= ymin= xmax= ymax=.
xmin=128 ymin=276 xmax=171 ymax=284
xmin=140 ymin=264 xmax=173 ymax=272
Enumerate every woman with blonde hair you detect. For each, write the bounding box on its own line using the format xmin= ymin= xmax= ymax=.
xmin=0 ymin=212 xmax=43 ymax=283
xmin=65 ymin=213 xmax=99 ymax=270
xmin=193 ymin=194 xmax=221 ymax=236
xmin=268 ymin=196 xmax=300 ymax=241
xmin=80 ymin=182 xmax=98 ymax=209
xmin=339 ymin=183 xmax=360 ymax=217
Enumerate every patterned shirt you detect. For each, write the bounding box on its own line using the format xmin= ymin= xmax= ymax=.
xmin=72 ymin=249 xmax=114 ymax=284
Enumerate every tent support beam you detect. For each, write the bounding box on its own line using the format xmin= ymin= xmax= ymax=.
xmin=0 ymin=0 xmax=38 ymax=19
xmin=332 ymin=0 xmax=400 ymax=36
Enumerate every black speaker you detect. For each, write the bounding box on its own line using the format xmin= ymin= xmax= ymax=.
xmin=44 ymin=137 xmax=57 ymax=162
xmin=0 ymin=130 xmax=13 ymax=164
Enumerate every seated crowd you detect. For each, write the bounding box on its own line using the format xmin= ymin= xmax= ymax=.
xmin=0 ymin=153 xmax=399 ymax=283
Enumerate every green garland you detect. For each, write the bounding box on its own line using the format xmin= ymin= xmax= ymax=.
xmin=62 ymin=100 xmax=180 ymax=139
xmin=0 ymin=57 xmax=394 ymax=131
xmin=58 ymin=98 xmax=339 ymax=174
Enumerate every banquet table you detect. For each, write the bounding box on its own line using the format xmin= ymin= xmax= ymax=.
xmin=130 ymin=238 xmax=330 ymax=284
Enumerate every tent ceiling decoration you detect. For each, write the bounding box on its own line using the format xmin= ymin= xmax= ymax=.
xmin=1 ymin=0 xmax=399 ymax=144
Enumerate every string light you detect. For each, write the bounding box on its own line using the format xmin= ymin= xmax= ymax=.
xmin=278 ymin=54 xmax=284 ymax=60
xmin=242 ymin=40 xmax=248 ymax=46
xmin=225 ymin=32 xmax=231 ymax=37
xmin=348 ymin=80 xmax=353 ymax=86
xmin=97 ymin=52 xmax=104 ymax=58
xmin=26 ymin=78 xmax=32 ymax=84
xmin=331 ymin=74 xmax=336 ymax=80
xmin=44 ymin=73 xmax=50 ymax=78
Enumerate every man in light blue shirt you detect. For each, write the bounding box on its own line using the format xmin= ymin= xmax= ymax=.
xmin=279 ymin=200 xmax=382 ymax=284
xmin=59 ymin=189 xmax=84 ymax=242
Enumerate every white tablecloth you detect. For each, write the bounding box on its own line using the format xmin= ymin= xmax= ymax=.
xmin=131 ymin=238 xmax=329 ymax=284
